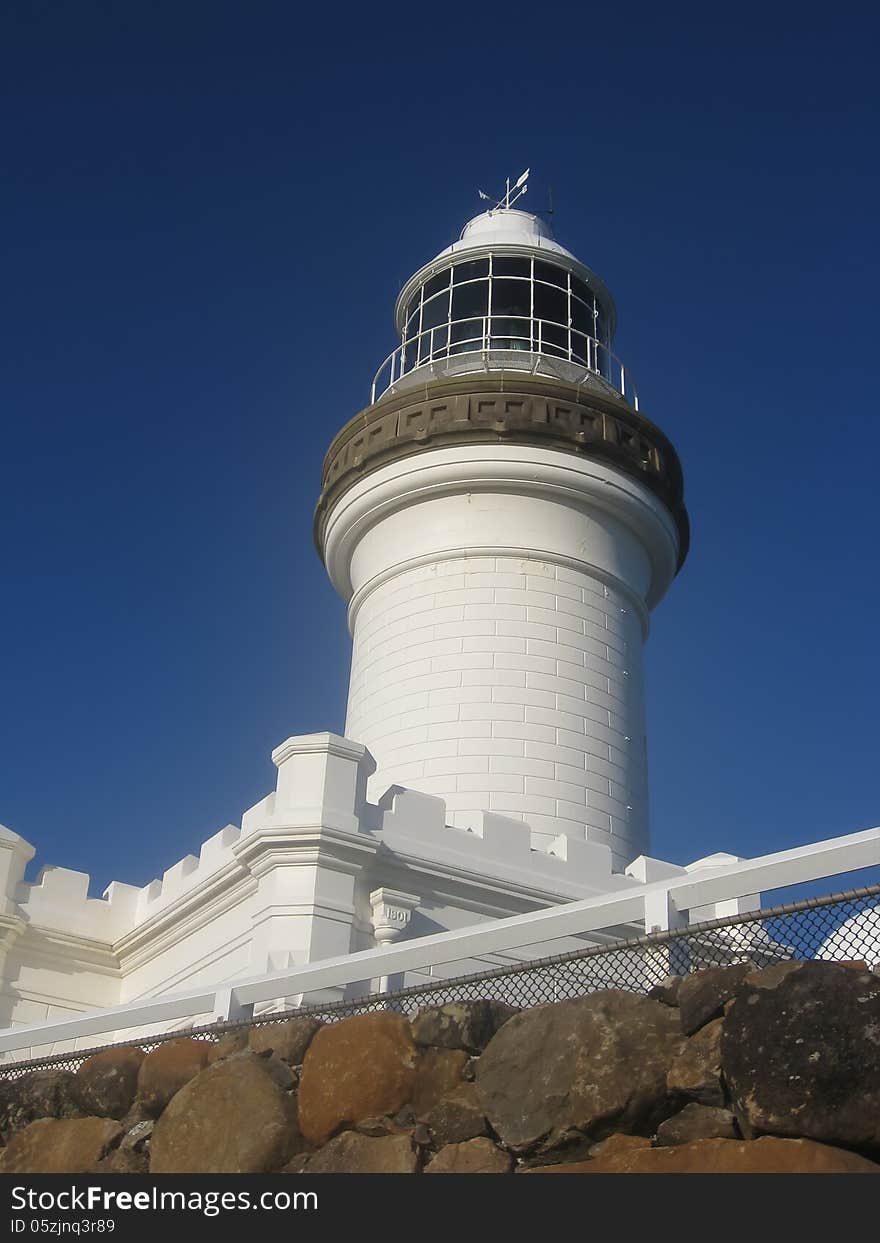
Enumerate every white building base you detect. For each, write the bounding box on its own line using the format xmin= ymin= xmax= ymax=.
xmin=0 ymin=730 xmax=705 ymax=1054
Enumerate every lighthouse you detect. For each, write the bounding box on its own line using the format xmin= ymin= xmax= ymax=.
xmin=315 ymin=176 xmax=688 ymax=875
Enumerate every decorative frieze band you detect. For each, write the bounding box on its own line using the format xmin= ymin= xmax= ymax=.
xmin=315 ymin=377 xmax=688 ymax=565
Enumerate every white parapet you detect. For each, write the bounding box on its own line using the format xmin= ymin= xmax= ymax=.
xmin=320 ymin=443 xmax=681 ymax=868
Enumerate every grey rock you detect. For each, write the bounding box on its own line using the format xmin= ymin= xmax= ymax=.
xmin=667 ymin=1017 xmax=725 ymax=1106
xmin=412 ymin=1000 xmax=518 ymax=1054
xmin=422 ymin=1084 xmax=489 ymax=1147
xmin=475 ymin=990 xmax=686 ymax=1152
xmin=647 ymin=975 xmax=682 ymax=1006
xmin=722 ymin=960 xmax=880 ymax=1148
xmin=677 ymin=964 xmax=752 ymax=1035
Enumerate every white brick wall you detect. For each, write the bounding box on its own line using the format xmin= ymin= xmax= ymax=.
xmin=345 ymin=555 xmax=649 ymax=864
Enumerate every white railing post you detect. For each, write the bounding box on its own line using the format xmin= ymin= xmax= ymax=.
xmin=212 ymin=988 xmax=254 ymax=1024
xmin=642 ymin=886 xmax=690 ymax=983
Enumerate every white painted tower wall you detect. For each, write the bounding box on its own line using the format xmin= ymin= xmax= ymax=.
xmin=322 ymin=443 xmax=681 ymax=872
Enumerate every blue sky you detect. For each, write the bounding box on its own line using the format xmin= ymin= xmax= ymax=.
xmin=2 ymin=2 xmax=878 ymax=901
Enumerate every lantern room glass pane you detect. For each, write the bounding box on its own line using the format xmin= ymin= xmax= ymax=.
xmin=534 ymin=260 xmax=568 ymax=289
xmin=453 ymin=258 xmax=489 ymax=282
xmin=452 ymin=279 xmax=489 ymax=321
xmin=421 ymin=292 xmax=448 ymax=332
xmin=540 ymin=322 xmax=569 ymax=356
xmin=533 ymin=282 xmax=567 ymax=325
xmin=570 ymin=298 xmax=591 ymax=335
xmin=491 ymin=278 xmax=531 ymax=317
xmin=423 ymin=269 xmax=451 ymax=300
xmin=571 ymin=276 xmax=590 ymax=305
xmin=493 ymin=256 xmax=531 ymax=277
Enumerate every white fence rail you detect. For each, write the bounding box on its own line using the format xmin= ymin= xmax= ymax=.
xmin=1 ymin=826 xmax=878 ymax=1058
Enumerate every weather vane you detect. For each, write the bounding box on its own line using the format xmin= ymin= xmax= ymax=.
xmin=478 ymin=168 xmax=530 ymax=212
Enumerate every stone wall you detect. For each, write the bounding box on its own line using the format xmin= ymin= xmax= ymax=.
xmin=2 ymin=961 xmax=879 ymax=1174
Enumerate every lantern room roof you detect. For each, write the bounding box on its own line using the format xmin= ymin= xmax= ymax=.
xmin=438 ymin=208 xmax=576 ymax=261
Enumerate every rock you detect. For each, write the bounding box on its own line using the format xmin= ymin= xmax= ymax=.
xmin=72 ymin=1048 xmax=144 ymax=1119
xmin=0 ymin=1117 xmax=123 ymax=1173
xmin=248 ymin=1017 xmax=322 ymax=1066
xmin=526 ymin=1136 xmax=880 ymax=1174
xmin=743 ymin=961 xmax=804 ymax=991
xmin=647 ymin=975 xmax=682 ymax=1006
xmin=424 ymin=1137 xmax=513 ymax=1174
xmin=150 ymin=1052 xmax=302 ymax=1173
xmin=254 ymin=1053 xmax=297 ymax=1090
xmin=93 ymin=1145 xmax=149 ymax=1174
xmin=305 ymin=1132 xmax=418 ymax=1174
xmin=120 ymin=1119 xmax=153 ymax=1152
xmin=677 ymin=964 xmax=752 ymax=1035
xmin=280 ymin=1152 xmax=312 ymax=1174
xmin=667 ymin=1017 xmax=725 ymax=1106
xmin=587 ymin=1132 xmax=652 ymax=1158
xmin=354 ymin=1116 xmax=402 ymax=1137
xmin=476 ymin=991 xmax=685 ymax=1152
xmin=656 ymin=1103 xmax=739 ymax=1145
xmin=411 ymin=1047 xmax=469 ymax=1115
xmin=0 ymin=1069 xmax=81 ymax=1133
xmin=422 ymin=1083 xmax=488 ymax=1147
xmin=137 ymin=1038 xmax=210 ymax=1116
xmin=722 ymin=960 xmax=880 ymax=1148
xmin=298 ymin=1013 xmax=418 ymax=1147
xmin=208 ymin=1030 xmax=248 ymax=1063
xmin=412 ymin=1000 xmax=517 ymax=1053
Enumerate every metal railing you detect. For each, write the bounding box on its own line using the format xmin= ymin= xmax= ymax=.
xmin=0 ymin=882 xmax=877 ymax=1081
xmin=371 ymin=318 xmax=639 ymax=409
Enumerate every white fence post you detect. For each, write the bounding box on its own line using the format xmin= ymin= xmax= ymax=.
xmin=211 ymin=989 xmax=254 ymax=1025
xmin=643 ymin=886 xmax=689 ymax=983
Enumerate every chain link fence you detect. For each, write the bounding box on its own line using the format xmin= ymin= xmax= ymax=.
xmin=2 ymin=882 xmax=878 ymax=1081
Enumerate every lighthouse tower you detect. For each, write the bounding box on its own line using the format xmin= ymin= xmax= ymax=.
xmin=315 ymin=178 xmax=688 ymax=874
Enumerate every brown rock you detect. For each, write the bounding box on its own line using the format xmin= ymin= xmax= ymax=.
xmin=722 ymin=960 xmax=880 ymax=1148
xmin=208 ymin=1030 xmax=248 ymax=1063
xmin=0 ymin=1117 xmax=123 ymax=1173
xmin=411 ymin=1047 xmax=468 ymax=1115
xmin=280 ymin=1152 xmax=312 ymax=1173
xmin=475 ymin=991 xmax=686 ymax=1152
xmin=120 ymin=1118 xmax=154 ymax=1152
xmin=93 ymin=1145 xmax=149 ymax=1174
xmin=677 ymin=964 xmax=752 ymax=1035
xmin=306 ymin=1132 xmax=418 ymax=1174
xmin=526 ymin=1136 xmax=880 ymax=1174
xmin=656 ymin=1103 xmax=738 ymax=1146
xmin=422 ymin=1084 xmax=488 ymax=1147
xmin=587 ymin=1133 xmax=653 ymax=1158
xmin=667 ymin=1017 xmax=725 ymax=1106
xmin=298 ymin=1012 xmax=417 ymax=1147
xmin=248 ymin=1017 xmax=322 ymax=1065
xmin=424 ymin=1137 xmax=513 ymax=1174
xmin=72 ymin=1047 xmax=144 ymax=1119
xmin=412 ymin=1000 xmax=517 ymax=1053
xmin=0 ymin=1069 xmax=81 ymax=1133
xmin=150 ymin=1051 xmax=302 ymax=1173
xmin=137 ymin=1038 xmax=210 ymax=1116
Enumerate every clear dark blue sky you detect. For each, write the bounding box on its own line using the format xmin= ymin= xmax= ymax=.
xmin=3 ymin=2 xmax=879 ymax=898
